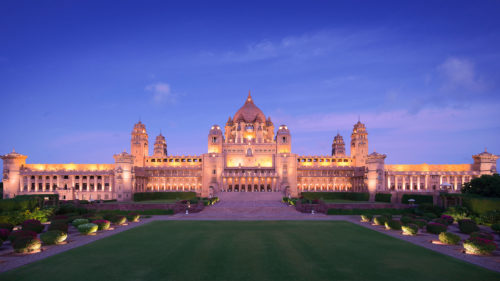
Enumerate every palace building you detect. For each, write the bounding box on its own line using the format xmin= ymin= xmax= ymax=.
xmin=2 ymin=93 xmax=498 ymax=201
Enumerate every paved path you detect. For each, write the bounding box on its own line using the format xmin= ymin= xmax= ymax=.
xmin=1 ymin=200 xmax=499 ymax=274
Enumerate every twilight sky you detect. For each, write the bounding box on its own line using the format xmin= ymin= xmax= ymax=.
xmin=1 ymin=0 xmax=500 ymax=174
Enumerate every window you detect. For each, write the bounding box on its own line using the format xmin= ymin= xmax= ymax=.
xmin=64 ymin=175 xmax=69 ymax=179
xmin=212 ymin=136 xmax=217 ymax=143
xmin=213 ymin=169 xmax=216 ymax=175
xmin=282 ymin=136 xmax=287 ymax=143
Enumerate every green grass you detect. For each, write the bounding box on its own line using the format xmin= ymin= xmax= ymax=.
xmin=2 ymin=221 xmax=498 ymax=281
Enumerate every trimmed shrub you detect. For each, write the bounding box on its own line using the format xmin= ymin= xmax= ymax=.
xmin=0 ymin=223 xmax=14 ymax=231
xmin=401 ymin=194 xmax=433 ymax=205
xmin=326 ymin=208 xmax=411 ymax=216
xmin=458 ymin=219 xmax=479 ymax=234
xmin=0 ymin=228 xmax=11 ymax=241
xmin=72 ymin=218 xmax=89 ymax=227
xmin=92 ymin=220 xmax=110 ymax=231
xmin=400 ymin=216 xmax=413 ymax=225
xmin=491 ymin=224 xmax=500 ymax=234
xmin=412 ymin=219 xmax=427 ymax=229
xmin=360 ymin=214 xmax=373 ymax=222
xmin=432 ymin=218 xmax=448 ymax=226
xmin=127 ymin=213 xmax=140 ymax=223
xmin=133 ymin=192 xmax=196 ymax=202
xmin=381 ymin=213 xmax=393 ymax=220
xmin=477 ymin=210 xmax=500 ymax=225
xmin=77 ymin=223 xmax=98 ymax=235
xmin=373 ymin=216 xmax=388 ymax=226
xmin=426 ymin=222 xmax=447 ymax=234
xmin=375 ymin=193 xmax=392 ymax=203
xmin=40 ymin=230 xmax=67 ymax=245
xmin=440 ymin=215 xmax=454 ymax=225
xmin=385 ymin=220 xmax=402 ymax=230
xmin=402 ymin=224 xmax=418 ymax=235
xmin=111 ymin=216 xmax=127 ymax=225
xmin=8 ymin=230 xmax=37 ymax=243
xmin=13 ymin=237 xmax=42 ymax=253
xmin=463 ymin=237 xmax=497 ymax=255
xmin=439 ymin=232 xmax=460 ymax=245
xmin=470 ymin=232 xmax=495 ymax=241
xmin=48 ymin=221 xmax=68 ymax=233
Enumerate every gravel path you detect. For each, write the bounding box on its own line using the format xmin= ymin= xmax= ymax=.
xmin=1 ymin=205 xmax=499 ymax=274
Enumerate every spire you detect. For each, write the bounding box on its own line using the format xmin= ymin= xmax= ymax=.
xmin=247 ymin=90 xmax=252 ymax=103
xmin=12 ymin=147 xmax=15 ymax=153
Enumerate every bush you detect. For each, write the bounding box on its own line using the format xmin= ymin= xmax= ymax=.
xmin=373 ymin=216 xmax=388 ymax=226
xmin=360 ymin=214 xmax=373 ymax=222
xmin=22 ymin=219 xmax=44 ymax=233
xmin=8 ymin=230 xmax=37 ymax=243
xmin=127 ymin=213 xmax=140 ymax=222
xmin=0 ymin=228 xmax=11 ymax=241
xmin=77 ymin=223 xmax=98 ymax=235
xmin=416 ymin=203 xmax=443 ymax=217
xmin=458 ymin=219 xmax=479 ymax=234
xmin=375 ymin=193 xmax=392 ymax=203
xmin=326 ymin=208 xmax=411 ymax=216
xmin=443 ymin=206 xmax=470 ymax=221
xmin=432 ymin=218 xmax=448 ymax=226
xmin=477 ymin=210 xmax=500 ymax=225
xmin=48 ymin=221 xmax=68 ymax=233
xmin=412 ymin=219 xmax=427 ymax=229
xmin=400 ymin=216 xmax=413 ymax=225
xmin=439 ymin=232 xmax=461 ymax=245
xmin=92 ymin=220 xmax=110 ymax=231
xmin=470 ymin=232 xmax=495 ymax=241
xmin=463 ymin=237 xmax=498 ymax=255
xmin=491 ymin=224 xmax=500 ymax=234
xmin=72 ymin=218 xmax=89 ymax=227
xmin=461 ymin=173 xmax=500 ymax=197
xmin=0 ymin=223 xmax=14 ymax=231
xmin=133 ymin=192 xmax=196 ymax=202
xmin=0 ymin=207 xmax=54 ymax=226
xmin=111 ymin=216 xmax=127 ymax=225
xmin=301 ymin=192 xmax=369 ymax=201
xmin=462 ymin=195 xmax=500 ymax=215
xmin=426 ymin=222 xmax=447 ymax=234
xmin=0 ymin=197 xmax=39 ymax=212
xmin=440 ymin=215 xmax=454 ymax=225
xmin=401 ymin=194 xmax=433 ymax=205
xmin=385 ymin=220 xmax=402 ymax=230
xmin=402 ymin=224 xmax=418 ymax=235
xmin=13 ymin=237 xmax=42 ymax=253
xmin=40 ymin=230 xmax=67 ymax=245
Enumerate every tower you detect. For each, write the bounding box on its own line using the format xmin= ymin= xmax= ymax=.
xmin=153 ymin=133 xmax=168 ymax=157
xmin=366 ymin=152 xmax=386 ymax=201
xmin=131 ymin=121 xmax=149 ymax=167
xmin=350 ymin=120 xmax=368 ymax=167
xmin=332 ymin=133 xmax=346 ymax=157
xmin=472 ymin=149 xmax=499 ymax=175
xmin=276 ymin=125 xmax=291 ymax=154
xmin=0 ymin=149 xmax=27 ymax=199
xmin=208 ymin=125 xmax=223 ymax=153
xmin=113 ymin=151 xmax=135 ymax=201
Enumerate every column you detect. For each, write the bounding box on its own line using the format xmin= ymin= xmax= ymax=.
xmin=402 ymin=176 xmax=406 ymax=190
xmin=454 ymin=176 xmax=458 ymax=191
xmin=34 ymin=176 xmax=38 ymax=192
xmin=87 ymin=176 xmax=90 ymax=191
xmin=410 ymin=176 xmax=413 ymax=191
xmin=72 ymin=175 xmax=75 ymax=191
xmin=425 ymin=175 xmax=429 ymax=190
xmin=417 ymin=176 xmax=421 ymax=192
xmin=49 ymin=176 xmax=53 ymax=192
xmin=94 ymin=176 xmax=97 ymax=192
xmin=57 ymin=176 xmax=61 ymax=190
xmin=27 ymin=176 xmax=31 ymax=192
xmin=109 ymin=176 xmax=112 ymax=192
xmin=387 ymin=176 xmax=391 ymax=191
xmin=439 ymin=175 xmax=443 ymax=189
xmin=394 ymin=176 xmax=398 ymax=190
xmin=19 ymin=176 xmax=24 ymax=192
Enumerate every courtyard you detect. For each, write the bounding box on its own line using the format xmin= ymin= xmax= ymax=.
xmin=1 ymin=220 xmax=498 ymax=281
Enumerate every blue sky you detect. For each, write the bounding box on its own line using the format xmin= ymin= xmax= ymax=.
xmin=1 ymin=0 xmax=500 ymax=173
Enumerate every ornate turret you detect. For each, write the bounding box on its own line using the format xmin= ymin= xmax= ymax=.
xmin=153 ymin=133 xmax=167 ymax=157
xmin=208 ymin=124 xmax=223 ymax=153
xmin=350 ymin=120 xmax=368 ymax=167
xmin=472 ymin=148 xmax=499 ymax=175
xmin=1 ymin=149 xmax=28 ymax=198
xmin=332 ymin=133 xmax=346 ymax=157
xmin=131 ymin=121 xmax=149 ymax=167
xmin=276 ymin=125 xmax=291 ymax=154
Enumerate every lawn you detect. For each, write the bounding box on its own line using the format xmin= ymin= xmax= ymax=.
xmin=2 ymin=221 xmax=498 ymax=281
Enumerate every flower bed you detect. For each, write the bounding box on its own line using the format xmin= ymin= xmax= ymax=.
xmin=40 ymin=230 xmax=67 ymax=245
xmin=463 ymin=237 xmax=497 ymax=255
xmin=8 ymin=230 xmax=37 ymax=243
xmin=440 ymin=215 xmax=454 ymax=225
xmin=469 ymin=232 xmax=494 ymax=241
xmin=426 ymin=222 xmax=447 ymax=234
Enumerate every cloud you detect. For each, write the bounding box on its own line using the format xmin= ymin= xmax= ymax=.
xmin=438 ymin=57 xmax=486 ymax=92
xmin=145 ymin=82 xmax=176 ymax=104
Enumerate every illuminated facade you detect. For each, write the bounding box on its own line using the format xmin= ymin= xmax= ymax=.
xmin=1 ymin=92 xmax=498 ymax=201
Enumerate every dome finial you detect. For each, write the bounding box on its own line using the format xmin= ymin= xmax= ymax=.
xmin=247 ymin=90 xmax=252 ymax=102
xmin=12 ymin=147 xmax=15 ymax=153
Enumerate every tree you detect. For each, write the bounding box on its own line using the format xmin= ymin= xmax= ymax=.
xmin=461 ymin=173 xmax=500 ymax=197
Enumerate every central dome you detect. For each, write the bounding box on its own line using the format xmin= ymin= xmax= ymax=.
xmin=233 ymin=92 xmax=266 ymax=123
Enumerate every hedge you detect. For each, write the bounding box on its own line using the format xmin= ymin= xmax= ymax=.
xmin=301 ymin=192 xmax=369 ymax=201
xmin=133 ymin=192 xmax=196 ymax=202
xmin=375 ymin=193 xmax=392 ymax=203
xmin=462 ymin=196 xmax=500 ymax=215
xmin=40 ymin=230 xmax=67 ymax=245
xmin=327 ymin=208 xmax=411 ymax=216
xmin=0 ymin=198 xmax=39 ymax=212
xmin=401 ymin=194 xmax=433 ymax=205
